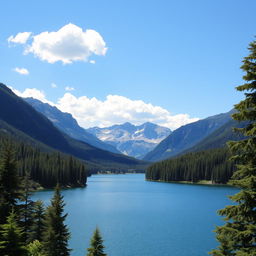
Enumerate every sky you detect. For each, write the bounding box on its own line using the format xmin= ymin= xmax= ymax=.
xmin=1 ymin=0 xmax=255 ymax=130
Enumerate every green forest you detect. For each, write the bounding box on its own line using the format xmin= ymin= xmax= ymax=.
xmin=0 ymin=144 xmax=107 ymax=256
xmin=0 ymin=138 xmax=87 ymax=188
xmin=146 ymin=147 xmax=235 ymax=184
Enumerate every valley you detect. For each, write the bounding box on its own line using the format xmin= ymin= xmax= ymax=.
xmin=1 ymin=4 xmax=255 ymax=255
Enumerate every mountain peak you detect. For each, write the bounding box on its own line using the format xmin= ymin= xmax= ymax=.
xmin=122 ymin=122 xmax=134 ymax=128
xmin=87 ymin=122 xmax=171 ymax=159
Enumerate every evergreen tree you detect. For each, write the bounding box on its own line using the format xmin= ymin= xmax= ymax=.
xmin=86 ymin=227 xmax=107 ymax=256
xmin=0 ymin=144 xmax=22 ymax=224
xmin=19 ymin=171 xmax=35 ymax=243
xmin=0 ymin=210 xmax=27 ymax=256
xmin=42 ymin=184 xmax=70 ymax=256
xmin=210 ymin=39 xmax=256 ymax=255
xmin=27 ymin=240 xmax=46 ymax=256
xmin=146 ymin=147 xmax=234 ymax=184
xmin=29 ymin=200 xmax=45 ymax=243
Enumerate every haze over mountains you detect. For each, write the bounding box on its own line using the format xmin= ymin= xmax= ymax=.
xmin=87 ymin=122 xmax=171 ymax=159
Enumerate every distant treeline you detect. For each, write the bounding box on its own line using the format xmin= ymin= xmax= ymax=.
xmin=0 ymin=138 xmax=87 ymax=188
xmin=146 ymin=147 xmax=235 ymax=184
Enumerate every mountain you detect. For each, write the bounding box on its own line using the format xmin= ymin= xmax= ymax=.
xmin=145 ymin=117 xmax=246 ymax=184
xmin=179 ymin=118 xmax=246 ymax=154
xmin=25 ymin=97 xmax=120 ymax=154
xmin=87 ymin=122 xmax=171 ymax=159
xmin=0 ymin=83 xmax=146 ymax=171
xmin=143 ymin=110 xmax=234 ymax=162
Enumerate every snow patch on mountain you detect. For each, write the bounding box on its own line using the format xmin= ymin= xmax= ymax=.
xmin=87 ymin=122 xmax=171 ymax=159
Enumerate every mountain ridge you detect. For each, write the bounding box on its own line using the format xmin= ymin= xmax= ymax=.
xmin=0 ymin=83 xmax=147 ymax=171
xmin=143 ymin=110 xmax=234 ymax=162
xmin=25 ymin=97 xmax=121 ymax=154
xmin=87 ymin=122 xmax=171 ymax=159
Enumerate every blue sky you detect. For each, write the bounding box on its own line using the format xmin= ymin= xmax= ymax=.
xmin=1 ymin=0 xmax=255 ymax=129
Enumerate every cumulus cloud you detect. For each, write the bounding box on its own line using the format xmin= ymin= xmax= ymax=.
xmin=51 ymin=83 xmax=57 ymax=88
xmin=55 ymin=94 xmax=199 ymax=130
xmin=89 ymin=60 xmax=96 ymax=64
xmin=65 ymin=86 xmax=75 ymax=91
xmin=8 ymin=32 xmax=32 ymax=44
xmin=20 ymin=23 xmax=107 ymax=64
xmin=10 ymin=87 xmax=53 ymax=105
xmin=10 ymin=87 xmax=199 ymax=130
xmin=13 ymin=67 xmax=29 ymax=75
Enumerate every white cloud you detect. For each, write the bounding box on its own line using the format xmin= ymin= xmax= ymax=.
xmin=65 ymin=86 xmax=75 ymax=91
xmin=56 ymin=94 xmax=199 ymax=130
xmin=13 ymin=67 xmax=29 ymax=75
xmin=10 ymin=87 xmax=54 ymax=106
xmin=8 ymin=32 xmax=32 ymax=44
xmin=22 ymin=23 xmax=107 ymax=64
xmin=89 ymin=60 xmax=96 ymax=64
xmin=51 ymin=83 xmax=57 ymax=88
xmin=9 ymin=87 xmax=199 ymax=130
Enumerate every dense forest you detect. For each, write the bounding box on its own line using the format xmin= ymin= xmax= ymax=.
xmin=146 ymin=147 xmax=235 ymax=184
xmin=0 ymin=144 xmax=107 ymax=255
xmin=0 ymin=138 xmax=87 ymax=188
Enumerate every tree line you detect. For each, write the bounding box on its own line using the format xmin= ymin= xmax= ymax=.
xmin=0 ymin=138 xmax=87 ymax=188
xmin=0 ymin=143 xmax=107 ymax=255
xmin=146 ymin=147 xmax=235 ymax=184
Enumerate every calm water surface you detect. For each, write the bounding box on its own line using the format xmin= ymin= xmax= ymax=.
xmin=32 ymin=174 xmax=238 ymax=256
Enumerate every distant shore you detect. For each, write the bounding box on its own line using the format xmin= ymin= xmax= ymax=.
xmin=146 ymin=179 xmax=233 ymax=186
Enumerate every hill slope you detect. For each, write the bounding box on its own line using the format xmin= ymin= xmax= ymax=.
xmin=0 ymin=83 xmax=146 ymax=170
xmin=25 ymin=97 xmax=120 ymax=154
xmin=145 ymin=117 xmax=246 ymax=184
xmin=178 ymin=119 xmax=246 ymax=155
xmin=143 ymin=111 xmax=234 ymax=162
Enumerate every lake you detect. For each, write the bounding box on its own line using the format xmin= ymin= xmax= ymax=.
xmin=32 ymin=174 xmax=238 ymax=256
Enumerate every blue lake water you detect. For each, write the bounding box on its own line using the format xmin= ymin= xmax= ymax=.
xmin=32 ymin=174 xmax=238 ymax=256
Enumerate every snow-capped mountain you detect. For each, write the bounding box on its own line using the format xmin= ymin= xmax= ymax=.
xmin=87 ymin=122 xmax=171 ymax=159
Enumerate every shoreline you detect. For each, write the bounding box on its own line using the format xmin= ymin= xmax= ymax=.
xmin=32 ymin=183 xmax=87 ymax=192
xmin=146 ymin=179 xmax=233 ymax=186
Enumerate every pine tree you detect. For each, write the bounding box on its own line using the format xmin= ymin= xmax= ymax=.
xmin=86 ymin=227 xmax=107 ymax=256
xmin=210 ymin=39 xmax=256 ymax=255
xmin=29 ymin=200 xmax=45 ymax=243
xmin=19 ymin=171 xmax=35 ymax=243
xmin=0 ymin=210 xmax=27 ymax=256
xmin=0 ymin=143 xmax=22 ymax=224
xmin=42 ymin=184 xmax=70 ymax=256
xmin=27 ymin=240 xmax=46 ymax=256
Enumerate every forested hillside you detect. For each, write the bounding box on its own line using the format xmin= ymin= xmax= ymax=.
xmin=146 ymin=147 xmax=234 ymax=184
xmin=0 ymin=137 xmax=87 ymax=188
xmin=145 ymin=114 xmax=247 ymax=184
